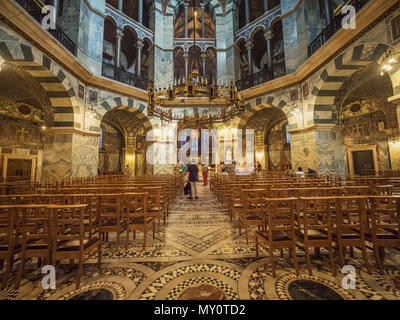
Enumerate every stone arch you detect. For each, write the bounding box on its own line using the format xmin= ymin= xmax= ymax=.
xmin=0 ymin=40 xmax=78 ymax=128
xmin=96 ymin=96 xmax=158 ymax=133
xmin=231 ymin=95 xmax=289 ymax=129
xmin=165 ymin=0 xmax=224 ymax=16
xmin=311 ymin=42 xmax=390 ymax=125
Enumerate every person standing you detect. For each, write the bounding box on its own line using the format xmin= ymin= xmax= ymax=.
xmin=257 ymin=161 xmax=262 ymax=173
xmin=187 ymin=163 xmax=199 ymax=200
xmin=182 ymin=163 xmax=187 ymax=174
xmin=202 ymin=164 xmax=209 ymax=186
xmin=123 ymin=165 xmax=131 ymax=177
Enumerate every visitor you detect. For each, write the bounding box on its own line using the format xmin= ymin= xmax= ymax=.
xmin=307 ymin=167 xmax=317 ymax=178
xmin=202 ymin=164 xmax=209 ymax=186
xmin=257 ymin=161 xmax=262 ymax=173
xmin=296 ymin=167 xmax=305 ymax=178
xmin=284 ymin=168 xmax=293 ymax=176
xmin=187 ymin=163 xmax=199 ymax=200
xmin=123 ymin=165 xmax=131 ymax=177
xmin=182 ymin=163 xmax=187 ymax=174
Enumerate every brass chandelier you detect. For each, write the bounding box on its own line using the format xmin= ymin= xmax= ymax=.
xmin=147 ymin=2 xmax=244 ymax=125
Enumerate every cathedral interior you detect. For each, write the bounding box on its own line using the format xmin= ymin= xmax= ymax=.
xmin=1 ymin=0 xmax=400 ymax=302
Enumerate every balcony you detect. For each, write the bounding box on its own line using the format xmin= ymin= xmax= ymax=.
xmin=14 ymin=0 xmax=77 ymax=56
xmin=235 ymin=62 xmax=286 ymax=91
xmin=308 ymin=0 xmax=370 ymax=57
xmin=102 ymin=62 xmax=152 ymax=91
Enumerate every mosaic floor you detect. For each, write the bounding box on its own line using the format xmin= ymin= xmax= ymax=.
xmin=1 ymin=184 xmax=400 ymax=300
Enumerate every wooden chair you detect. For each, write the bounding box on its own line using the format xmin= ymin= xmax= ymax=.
xmin=366 ymin=196 xmax=400 ymax=272
xmin=142 ymin=186 xmax=165 ymax=232
xmin=50 ymin=204 xmax=102 ymax=289
xmin=239 ymin=189 xmax=266 ymax=244
xmin=255 ymin=197 xmax=299 ymax=277
xmin=0 ymin=205 xmax=19 ymax=289
xmin=98 ymin=194 xmax=124 ymax=250
xmin=15 ymin=205 xmax=51 ymax=288
xmin=297 ymin=197 xmax=336 ymax=276
xmin=124 ymin=193 xmax=155 ymax=250
xmin=333 ymin=196 xmax=372 ymax=274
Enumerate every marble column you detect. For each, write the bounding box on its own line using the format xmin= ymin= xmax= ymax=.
xmin=136 ymin=39 xmax=144 ymax=76
xmin=183 ymin=51 xmax=189 ymax=80
xmin=184 ymin=2 xmax=189 ymax=38
xmin=118 ymin=0 xmax=123 ymax=11
xmin=201 ymin=51 xmax=207 ymax=79
xmin=138 ymin=0 xmax=143 ymax=24
xmin=323 ymin=0 xmax=333 ymax=25
xmin=264 ymin=0 xmax=269 ymax=12
xmin=245 ymin=39 xmax=254 ymax=75
xmin=200 ymin=2 xmax=205 ymax=38
xmin=115 ymin=28 xmax=124 ymax=68
xmin=245 ymin=0 xmax=250 ymax=25
xmin=264 ymin=29 xmax=273 ymax=69
xmin=53 ymin=0 xmax=58 ymax=26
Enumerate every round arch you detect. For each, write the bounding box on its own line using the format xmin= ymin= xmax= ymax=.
xmin=0 ymin=41 xmax=78 ymax=128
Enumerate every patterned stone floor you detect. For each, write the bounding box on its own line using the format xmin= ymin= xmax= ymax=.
xmin=1 ymin=184 xmax=400 ymax=300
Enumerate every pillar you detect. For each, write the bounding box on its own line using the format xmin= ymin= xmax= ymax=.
xmin=183 ymin=51 xmax=189 ymax=80
xmin=201 ymin=51 xmax=207 ymax=79
xmin=264 ymin=0 xmax=269 ymax=12
xmin=244 ymin=0 xmax=250 ymax=25
xmin=53 ymin=0 xmax=58 ymax=26
xmin=138 ymin=0 xmax=143 ymax=24
xmin=184 ymin=2 xmax=189 ymax=38
xmin=118 ymin=0 xmax=123 ymax=11
xmin=115 ymin=28 xmax=124 ymax=68
xmin=323 ymin=0 xmax=333 ymax=25
xmin=245 ymin=39 xmax=254 ymax=75
xmin=200 ymin=2 xmax=205 ymax=38
xmin=264 ymin=29 xmax=273 ymax=69
xmin=136 ymin=39 xmax=144 ymax=76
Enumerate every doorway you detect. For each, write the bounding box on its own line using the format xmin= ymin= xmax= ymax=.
xmin=6 ymin=159 xmax=32 ymax=181
xmin=352 ymin=150 xmax=375 ymax=175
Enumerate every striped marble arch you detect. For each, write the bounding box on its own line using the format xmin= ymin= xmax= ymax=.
xmin=311 ymin=42 xmax=390 ymax=125
xmin=0 ymin=40 xmax=78 ymax=128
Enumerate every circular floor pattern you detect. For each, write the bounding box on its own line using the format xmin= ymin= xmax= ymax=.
xmin=276 ymin=273 xmax=356 ymax=300
xmin=374 ymin=269 xmax=400 ymax=298
xmin=58 ymin=281 xmax=126 ymax=300
xmin=166 ymin=277 xmax=236 ymax=300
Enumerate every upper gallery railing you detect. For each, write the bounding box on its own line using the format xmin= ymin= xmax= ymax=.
xmin=308 ymin=0 xmax=370 ymax=57
xmin=14 ymin=0 xmax=77 ymax=56
xmin=102 ymin=62 xmax=152 ymax=91
xmin=235 ymin=61 xmax=286 ymax=91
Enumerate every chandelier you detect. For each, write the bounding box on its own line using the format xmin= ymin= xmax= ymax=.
xmin=147 ymin=2 xmax=244 ymax=125
xmin=147 ymin=72 xmax=244 ymax=124
xmin=380 ymin=49 xmax=399 ymax=76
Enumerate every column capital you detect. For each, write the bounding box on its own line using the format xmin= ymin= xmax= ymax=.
xmin=183 ymin=1 xmax=189 ymax=9
xmin=183 ymin=51 xmax=189 ymax=59
xmin=200 ymin=2 xmax=206 ymax=10
xmin=245 ymin=39 xmax=254 ymax=50
xmin=116 ymin=28 xmax=124 ymax=39
xmin=264 ymin=29 xmax=273 ymax=41
xmin=136 ymin=39 xmax=145 ymax=49
xmin=201 ymin=52 xmax=207 ymax=60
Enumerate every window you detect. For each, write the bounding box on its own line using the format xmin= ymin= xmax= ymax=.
xmin=391 ymin=14 xmax=400 ymax=41
xmin=285 ymin=124 xmax=291 ymax=144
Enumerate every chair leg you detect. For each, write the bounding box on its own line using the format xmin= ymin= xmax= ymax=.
xmin=15 ymin=256 xmax=26 ymax=289
xmin=292 ymin=245 xmax=299 ymax=276
xmin=1 ymin=252 xmax=15 ymax=290
xmin=152 ymin=222 xmax=155 ymax=239
xmin=373 ymin=244 xmax=383 ymax=273
xmin=98 ymin=244 xmax=102 ymax=269
xmin=76 ymin=258 xmax=84 ymax=290
xmin=338 ymin=243 xmax=345 ymax=266
xmin=125 ymin=230 xmax=129 ymax=250
xmin=361 ymin=244 xmax=372 ymax=274
xmin=244 ymin=224 xmax=249 ymax=245
xmin=305 ymin=245 xmax=312 ymax=276
xmin=255 ymin=236 xmax=259 ymax=258
xmin=328 ymin=244 xmax=337 ymax=276
xmin=143 ymin=227 xmax=147 ymax=250
xmin=269 ymin=246 xmax=276 ymax=278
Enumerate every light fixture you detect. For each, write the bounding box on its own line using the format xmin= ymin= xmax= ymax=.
xmin=0 ymin=60 xmax=4 ymax=72
xmin=380 ymin=49 xmax=399 ymax=76
xmin=41 ymin=125 xmax=47 ymax=130
xmin=87 ymin=105 xmax=96 ymax=120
